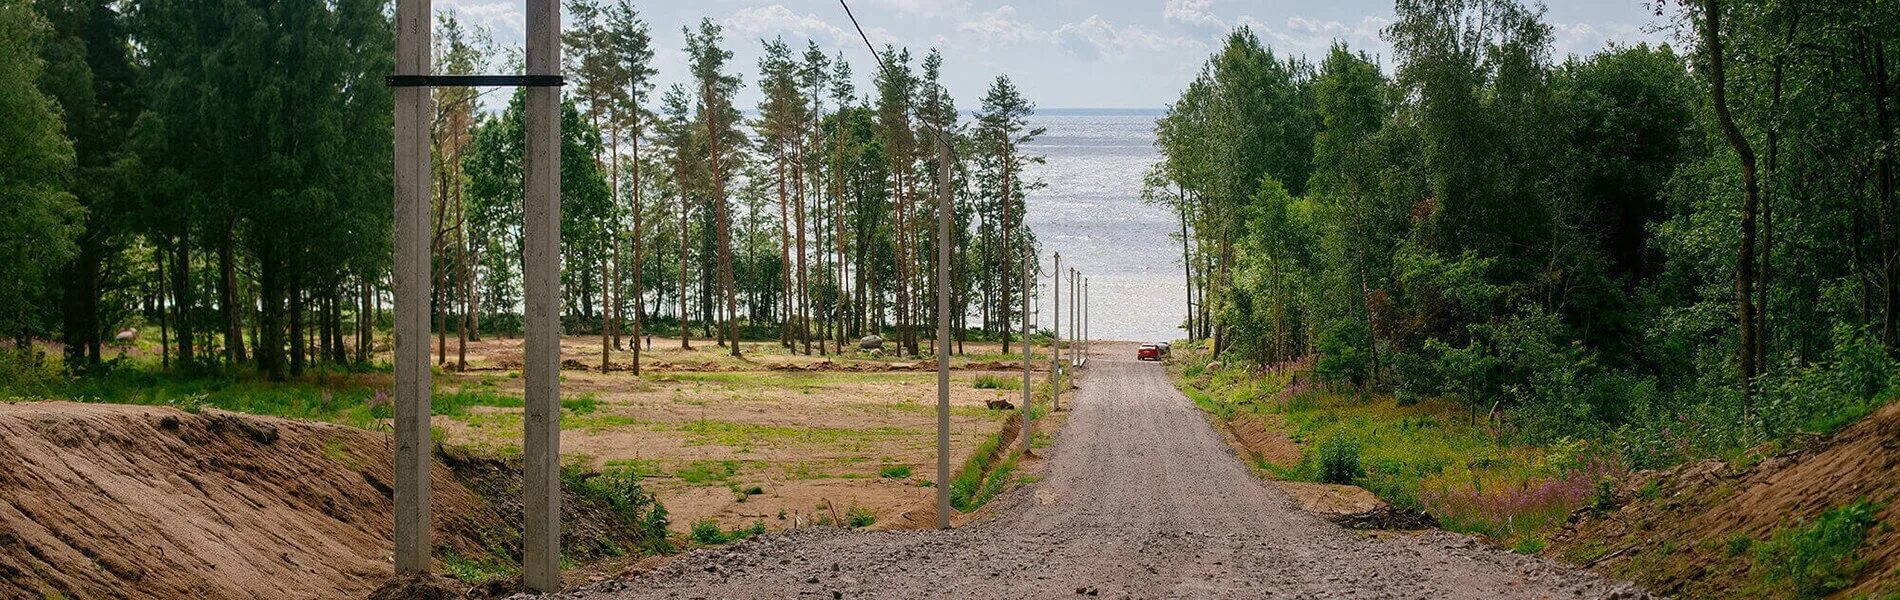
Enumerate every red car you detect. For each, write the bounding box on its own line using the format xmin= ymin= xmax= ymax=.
xmin=1137 ymin=344 xmax=1161 ymax=361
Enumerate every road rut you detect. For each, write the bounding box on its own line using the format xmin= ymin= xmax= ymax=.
xmin=554 ymin=345 xmax=1648 ymax=599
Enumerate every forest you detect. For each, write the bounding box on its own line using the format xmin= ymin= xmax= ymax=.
xmin=0 ymin=0 xmax=1048 ymax=385
xmin=1150 ymin=0 xmax=1899 ymax=468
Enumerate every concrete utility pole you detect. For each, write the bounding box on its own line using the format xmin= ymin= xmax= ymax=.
xmin=1083 ymin=277 xmax=1089 ymax=364
xmin=934 ymin=133 xmax=952 ymax=530
xmin=522 ymin=0 xmax=562 ymax=589
xmin=1051 ymin=253 xmax=1060 ymax=412
xmin=1021 ymin=251 xmax=1032 ymax=456
xmin=390 ymin=0 xmax=431 ymax=575
xmin=1069 ymin=268 xmax=1077 ymax=367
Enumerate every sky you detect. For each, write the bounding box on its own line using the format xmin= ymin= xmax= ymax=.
xmin=437 ymin=0 xmax=1678 ymax=110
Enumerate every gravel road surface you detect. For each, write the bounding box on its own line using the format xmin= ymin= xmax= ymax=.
xmin=551 ymin=345 xmax=1650 ymax=599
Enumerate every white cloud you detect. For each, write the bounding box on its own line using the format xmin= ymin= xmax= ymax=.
xmin=1548 ymin=21 xmax=1669 ymax=57
xmin=862 ymin=0 xmax=974 ymax=19
xmin=439 ymin=0 xmax=524 ymax=38
xmin=1054 ymin=15 xmax=1203 ymax=61
xmin=1220 ymin=15 xmax=1391 ymax=59
xmin=1163 ymin=0 xmax=1225 ymax=31
xmin=723 ymin=4 xmax=897 ymax=48
xmin=956 ymin=5 xmax=1042 ymax=45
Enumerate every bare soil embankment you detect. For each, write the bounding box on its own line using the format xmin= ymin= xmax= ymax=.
xmin=0 ymin=401 xmax=649 ymax=599
xmin=1547 ymin=401 xmax=1900 ymax=598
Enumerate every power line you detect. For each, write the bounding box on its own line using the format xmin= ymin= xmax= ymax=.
xmin=836 ymin=0 xmax=960 ymax=157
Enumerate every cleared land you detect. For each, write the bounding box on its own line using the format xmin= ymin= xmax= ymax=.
xmin=431 ymin=335 xmax=1052 ymax=533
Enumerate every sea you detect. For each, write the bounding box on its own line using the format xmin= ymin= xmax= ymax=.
xmin=1020 ymin=109 xmax=1185 ymax=343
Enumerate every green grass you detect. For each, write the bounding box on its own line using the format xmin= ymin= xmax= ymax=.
xmin=440 ymin=549 xmax=516 ymax=584
xmin=845 ymin=506 xmax=876 ymax=528
xmin=972 ymin=374 xmax=1021 ymax=390
xmin=1170 ymin=351 xmax=1589 ymax=549
xmin=687 ymin=518 xmax=767 ymax=546
xmin=38 ymin=363 xmax=541 ymax=430
xmin=675 ymin=459 xmax=741 ymax=485
xmin=1755 ymin=501 xmax=1885 ymax=599
xmin=949 ymin=428 xmax=1025 ymax=512
xmin=667 ymin=418 xmax=911 ymax=447
xmin=879 ymin=464 xmax=912 ymax=479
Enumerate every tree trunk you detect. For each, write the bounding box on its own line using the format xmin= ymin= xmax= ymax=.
xmin=1703 ymin=0 xmax=1761 ymax=421
xmin=172 ymin=230 xmax=194 ymax=364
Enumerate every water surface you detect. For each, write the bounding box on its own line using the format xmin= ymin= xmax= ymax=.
xmin=1022 ymin=110 xmax=1186 ymax=343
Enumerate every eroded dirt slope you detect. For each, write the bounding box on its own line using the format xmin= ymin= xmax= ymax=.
xmin=0 ymin=401 xmax=643 ymax=599
xmin=1547 ymin=401 xmax=1900 ymax=598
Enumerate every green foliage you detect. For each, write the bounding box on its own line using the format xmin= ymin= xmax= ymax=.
xmin=687 ymin=518 xmax=763 ymax=546
xmin=972 ymin=374 xmax=1019 ymax=390
xmin=688 ymin=519 xmax=727 ymax=545
xmin=845 ymin=506 xmax=876 ymax=528
xmin=579 ymin=467 xmax=670 ymax=553
xmin=1316 ymin=435 xmax=1363 ymax=484
xmin=0 ymin=1 xmax=78 ymax=346
xmin=1314 ymin=319 xmax=1374 ymax=390
xmin=949 ymin=431 xmax=1020 ymax=512
xmin=878 ymin=464 xmax=911 ymax=479
xmin=675 ymin=460 xmax=740 ymax=485
xmin=0 ymin=348 xmax=63 ymax=398
xmin=1755 ymin=502 xmax=1883 ymax=599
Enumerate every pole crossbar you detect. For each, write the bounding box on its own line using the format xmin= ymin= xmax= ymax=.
xmin=384 ymin=74 xmax=565 ymax=88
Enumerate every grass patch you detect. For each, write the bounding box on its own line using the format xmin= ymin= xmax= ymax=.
xmin=675 ymin=459 xmax=741 ymax=485
xmin=879 ymin=464 xmax=912 ymax=479
xmin=972 ymin=374 xmax=1021 ymax=390
xmin=40 ymin=363 xmax=539 ymax=430
xmin=668 ymin=418 xmax=911 ymax=447
xmin=688 ymin=518 xmax=767 ymax=546
xmin=1755 ymin=501 xmax=1885 ymax=599
xmin=845 ymin=506 xmax=876 ymax=528
xmin=1169 ymin=351 xmax=1620 ymax=550
xmin=440 ymin=549 xmax=516 ymax=584
xmin=949 ymin=429 xmax=1022 ymax=512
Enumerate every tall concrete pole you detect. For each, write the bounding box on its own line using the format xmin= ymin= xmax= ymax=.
xmin=934 ymin=134 xmax=952 ymax=530
xmin=1051 ymin=253 xmax=1060 ymax=412
xmin=1069 ymin=268 xmax=1077 ymax=367
xmin=1021 ymin=251 xmax=1032 ymax=456
xmin=1083 ymin=277 xmax=1089 ymax=363
xmin=522 ymin=0 xmax=563 ymax=589
xmin=391 ymin=0 xmax=432 ymax=575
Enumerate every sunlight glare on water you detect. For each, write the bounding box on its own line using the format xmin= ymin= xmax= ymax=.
xmin=1022 ymin=109 xmax=1185 ymax=343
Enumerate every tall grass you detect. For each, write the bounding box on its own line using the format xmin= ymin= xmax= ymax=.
xmin=1171 ymin=348 xmax=1623 ymax=548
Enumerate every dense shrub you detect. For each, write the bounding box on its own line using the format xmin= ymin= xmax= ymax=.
xmin=1317 ymin=436 xmax=1363 ymax=484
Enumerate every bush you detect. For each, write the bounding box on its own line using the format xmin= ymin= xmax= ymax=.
xmin=972 ymin=374 xmax=1018 ymax=390
xmin=845 ymin=506 xmax=876 ymax=528
xmin=576 ymin=466 xmax=671 ymax=553
xmin=1317 ymin=436 xmax=1363 ymax=484
xmin=1756 ymin=501 xmax=1883 ymax=599
xmin=688 ymin=519 xmax=727 ymax=545
xmin=1314 ymin=319 xmax=1374 ymax=390
xmin=0 ymin=347 xmax=63 ymax=398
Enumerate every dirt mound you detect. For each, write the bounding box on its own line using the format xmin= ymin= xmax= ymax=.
xmin=1275 ymin=482 xmax=1439 ymax=530
xmin=1546 ymin=401 xmax=1900 ymax=598
xmin=0 ymin=402 xmax=659 ymax=599
xmin=1223 ymin=414 xmax=1301 ymax=468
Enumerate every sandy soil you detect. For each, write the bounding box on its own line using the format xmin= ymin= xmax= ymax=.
xmin=547 ymin=344 xmax=1651 ymax=599
xmin=434 ymin=336 xmax=1048 ymax=534
xmin=1548 ymin=401 xmax=1900 ymax=598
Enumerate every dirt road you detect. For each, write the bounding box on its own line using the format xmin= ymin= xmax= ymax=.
xmin=555 ymin=347 xmax=1648 ymax=599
